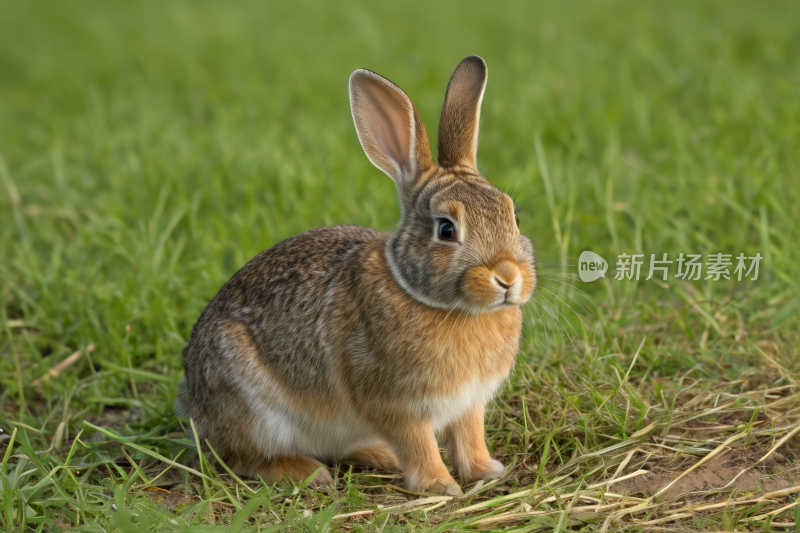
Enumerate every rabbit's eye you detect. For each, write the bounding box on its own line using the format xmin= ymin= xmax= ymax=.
xmin=437 ymin=220 xmax=457 ymax=241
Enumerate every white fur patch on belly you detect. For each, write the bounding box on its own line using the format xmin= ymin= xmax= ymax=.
xmin=228 ymin=354 xmax=373 ymax=460
xmin=245 ymin=397 xmax=373 ymax=460
xmin=418 ymin=374 xmax=507 ymax=432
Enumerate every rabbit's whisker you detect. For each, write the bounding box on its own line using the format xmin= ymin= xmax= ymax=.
xmin=537 ymin=277 xmax=595 ymax=301
xmin=527 ymin=298 xmax=552 ymax=347
xmin=536 ymin=292 xmax=581 ymax=354
xmin=531 ymin=256 xmax=579 ymax=264
xmin=440 ymin=296 xmax=466 ymax=327
xmin=538 ymin=283 xmax=591 ymax=317
xmin=530 ymin=297 xmax=571 ymax=353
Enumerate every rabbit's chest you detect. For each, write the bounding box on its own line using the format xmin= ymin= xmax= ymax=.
xmin=401 ymin=315 xmax=520 ymax=429
xmin=344 ymin=302 xmax=522 ymax=425
xmin=418 ymin=372 xmax=509 ymax=432
xmin=426 ymin=308 xmax=521 ymax=385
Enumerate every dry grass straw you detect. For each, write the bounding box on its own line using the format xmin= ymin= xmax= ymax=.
xmin=370 ymin=379 xmax=800 ymax=531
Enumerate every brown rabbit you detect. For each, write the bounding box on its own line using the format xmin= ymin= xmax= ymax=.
xmin=177 ymin=56 xmax=536 ymax=495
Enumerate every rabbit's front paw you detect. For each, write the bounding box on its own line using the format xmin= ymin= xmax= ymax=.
xmin=460 ymin=458 xmax=506 ymax=483
xmin=424 ymin=477 xmax=463 ymax=496
xmin=475 ymin=458 xmax=506 ymax=481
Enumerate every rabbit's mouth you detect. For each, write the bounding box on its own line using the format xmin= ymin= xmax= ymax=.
xmin=460 ymin=260 xmax=536 ymax=312
xmin=489 ymin=292 xmax=528 ymax=310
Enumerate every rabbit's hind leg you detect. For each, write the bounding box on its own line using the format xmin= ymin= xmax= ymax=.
xmin=344 ymin=442 xmax=400 ymax=472
xmin=254 ymin=455 xmax=333 ymax=488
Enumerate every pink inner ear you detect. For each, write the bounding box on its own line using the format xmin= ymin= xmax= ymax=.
xmin=358 ymin=77 xmax=412 ymax=174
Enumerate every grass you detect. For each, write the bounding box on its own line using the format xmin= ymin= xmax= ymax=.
xmin=1 ymin=1 xmax=799 ymax=531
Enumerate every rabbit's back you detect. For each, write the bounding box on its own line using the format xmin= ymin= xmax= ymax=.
xmin=179 ymin=225 xmax=381 ymax=440
xmin=223 ymin=225 xmax=376 ymax=380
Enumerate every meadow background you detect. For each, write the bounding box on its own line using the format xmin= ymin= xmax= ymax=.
xmin=1 ymin=1 xmax=798 ymax=531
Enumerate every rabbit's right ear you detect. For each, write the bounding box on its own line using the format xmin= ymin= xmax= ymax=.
xmin=350 ymin=70 xmax=434 ymax=190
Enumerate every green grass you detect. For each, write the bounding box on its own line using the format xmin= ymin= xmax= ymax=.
xmin=1 ymin=1 xmax=799 ymax=531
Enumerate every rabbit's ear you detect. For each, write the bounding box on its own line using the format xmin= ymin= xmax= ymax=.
xmin=350 ymin=69 xmax=434 ymax=188
xmin=437 ymin=56 xmax=487 ymax=171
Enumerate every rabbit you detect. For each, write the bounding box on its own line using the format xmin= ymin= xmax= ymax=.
xmin=177 ymin=55 xmax=536 ymax=496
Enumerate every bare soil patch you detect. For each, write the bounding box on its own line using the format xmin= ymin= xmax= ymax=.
xmin=612 ymin=446 xmax=799 ymax=500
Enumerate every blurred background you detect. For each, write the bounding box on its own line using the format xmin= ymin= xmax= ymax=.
xmin=0 ymin=0 xmax=797 ymax=389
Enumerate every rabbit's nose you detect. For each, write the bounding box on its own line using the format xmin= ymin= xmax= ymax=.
xmin=493 ymin=261 xmax=520 ymax=291
xmin=494 ymin=276 xmax=512 ymax=290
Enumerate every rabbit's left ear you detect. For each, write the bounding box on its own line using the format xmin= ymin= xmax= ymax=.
xmin=437 ymin=56 xmax=488 ymax=171
xmin=349 ymin=69 xmax=434 ymax=191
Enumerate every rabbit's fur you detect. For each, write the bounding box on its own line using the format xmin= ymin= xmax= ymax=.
xmin=178 ymin=56 xmax=536 ymax=495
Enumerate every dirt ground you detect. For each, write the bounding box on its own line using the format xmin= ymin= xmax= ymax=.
xmin=613 ymin=445 xmax=799 ymax=501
